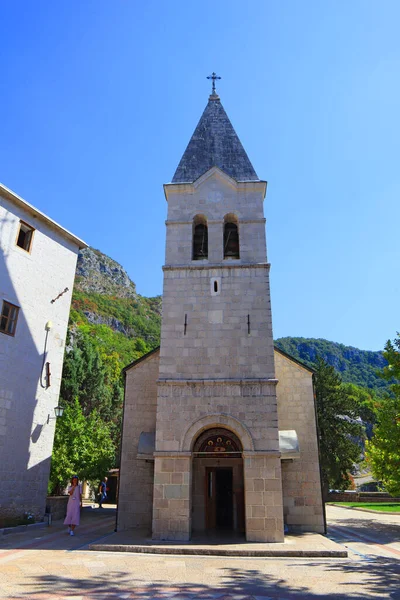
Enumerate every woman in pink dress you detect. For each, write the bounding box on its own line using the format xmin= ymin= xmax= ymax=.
xmin=64 ymin=475 xmax=82 ymax=536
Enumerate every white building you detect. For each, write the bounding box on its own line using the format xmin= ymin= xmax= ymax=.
xmin=0 ymin=183 xmax=86 ymax=520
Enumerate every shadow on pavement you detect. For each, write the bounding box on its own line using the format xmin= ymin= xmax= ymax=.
xmin=15 ymin=563 xmax=400 ymax=600
xmin=304 ymin=558 xmax=400 ymax=600
xmin=328 ymin=513 xmax=400 ymax=545
xmin=0 ymin=505 xmax=116 ymax=551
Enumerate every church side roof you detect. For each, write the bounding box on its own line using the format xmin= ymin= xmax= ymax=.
xmin=122 ymin=346 xmax=160 ymax=373
xmin=274 ymin=346 xmax=315 ymax=374
xmin=171 ymin=95 xmax=259 ymax=184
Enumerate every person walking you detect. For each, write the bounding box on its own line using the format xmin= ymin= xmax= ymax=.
xmin=98 ymin=476 xmax=108 ymax=508
xmin=64 ymin=475 xmax=82 ymax=536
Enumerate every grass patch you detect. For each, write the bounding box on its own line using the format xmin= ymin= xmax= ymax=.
xmin=329 ymin=502 xmax=400 ymax=512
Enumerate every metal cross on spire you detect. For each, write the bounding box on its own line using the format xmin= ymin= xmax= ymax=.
xmin=207 ymin=72 xmax=221 ymax=96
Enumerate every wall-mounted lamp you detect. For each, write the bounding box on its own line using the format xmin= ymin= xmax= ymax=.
xmin=47 ymin=405 xmax=64 ymax=424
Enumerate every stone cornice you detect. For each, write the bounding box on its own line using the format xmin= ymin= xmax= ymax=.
xmin=163 ymin=262 xmax=270 ymax=272
xmin=165 ymin=218 xmax=266 ymax=226
xmin=153 ymin=452 xmax=192 ymax=458
xmin=164 ymin=171 xmax=267 ymax=201
xmin=157 ymin=378 xmax=278 ymax=386
xmin=152 ymin=451 xmax=282 ymax=458
xmin=242 ymin=451 xmax=282 ymax=458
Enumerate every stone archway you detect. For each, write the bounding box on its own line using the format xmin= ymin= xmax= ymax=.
xmin=191 ymin=426 xmax=245 ymax=535
xmin=181 ymin=413 xmax=254 ymax=452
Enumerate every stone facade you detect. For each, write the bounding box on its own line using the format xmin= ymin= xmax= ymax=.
xmin=118 ymin=350 xmax=158 ymax=530
xmin=0 ymin=184 xmax=86 ymax=520
xmin=118 ymin=347 xmax=325 ymax=538
xmin=275 ymin=349 xmax=324 ymax=533
xmin=117 ymin=92 xmax=324 ymax=541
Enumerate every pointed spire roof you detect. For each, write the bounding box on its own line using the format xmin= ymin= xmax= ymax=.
xmin=172 ymin=95 xmax=259 ymax=183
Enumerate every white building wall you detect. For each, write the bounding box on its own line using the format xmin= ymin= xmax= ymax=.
xmin=0 ymin=192 xmax=82 ymax=519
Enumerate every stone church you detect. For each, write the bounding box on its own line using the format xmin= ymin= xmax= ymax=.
xmin=117 ymin=83 xmax=325 ymax=542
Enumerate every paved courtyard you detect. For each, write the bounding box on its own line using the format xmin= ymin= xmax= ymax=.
xmin=0 ymin=505 xmax=399 ymax=600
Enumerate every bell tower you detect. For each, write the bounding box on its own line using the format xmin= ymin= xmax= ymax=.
xmin=152 ymin=78 xmax=285 ymax=542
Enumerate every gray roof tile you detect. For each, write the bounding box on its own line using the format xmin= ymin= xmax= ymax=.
xmin=172 ymin=96 xmax=259 ymax=183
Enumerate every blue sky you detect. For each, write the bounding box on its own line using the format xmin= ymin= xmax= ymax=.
xmin=1 ymin=1 xmax=399 ymax=351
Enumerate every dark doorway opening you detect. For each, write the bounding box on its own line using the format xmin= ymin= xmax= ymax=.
xmin=216 ymin=468 xmax=233 ymax=529
xmin=206 ymin=467 xmax=234 ymax=530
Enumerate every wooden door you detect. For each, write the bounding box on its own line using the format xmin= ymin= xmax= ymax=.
xmin=205 ymin=467 xmax=234 ymax=530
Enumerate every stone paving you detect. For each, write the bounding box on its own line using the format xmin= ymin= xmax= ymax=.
xmin=0 ymin=505 xmax=399 ymax=600
xmin=89 ymin=529 xmax=346 ymax=557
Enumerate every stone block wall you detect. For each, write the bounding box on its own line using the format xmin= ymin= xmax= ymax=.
xmin=275 ymin=350 xmax=324 ymax=533
xmin=45 ymin=496 xmax=69 ymax=520
xmin=244 ymin=453 xmax=284 ymax=542
xmin=155 ymin=381 xmax=280 ymax=454
xmin=328 ymin=492 xmax=400 ymax=503
xmin=153 ymin=381 xmax=284 ymax=541
xmin=117 ymin=352 xmax=159 ymax=531
xmin=158 ymin=265 xmax=275 ymax=380
xmin=152 ymin=455 xmax=191 ymax=541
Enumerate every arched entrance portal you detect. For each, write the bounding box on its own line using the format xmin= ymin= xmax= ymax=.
xmin=192 ymin=428 xmax=245 ymax=535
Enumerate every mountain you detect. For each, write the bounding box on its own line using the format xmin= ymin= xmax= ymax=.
xmin=69 ymin=248 xmax=389 ymax=394
xmin=75 ymin=247 xmax=137 ymax=299
xmin=70 ymin=247 xmax=161 ymax=366
xmin=275 ymin=337 xmax=389 ymax=394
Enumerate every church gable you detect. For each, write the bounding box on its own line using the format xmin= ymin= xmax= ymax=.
xmin=193 ymin=166 xmax=240 ymax=190
xmin=123 ymin=347 xmax=160 ymax=375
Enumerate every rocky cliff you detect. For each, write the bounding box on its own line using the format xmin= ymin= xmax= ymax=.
xmin=75 ymin=247 xmax=137 ymax=299
xmin=70 ymin=248 xmax=161 ymax=361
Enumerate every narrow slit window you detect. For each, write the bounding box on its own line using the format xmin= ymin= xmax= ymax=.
xmin=0 ymin=301 xmax=19 ymax=336
xmin=193 ymin=223 xmax=208 ymax=260
xmin=16 ymin=221 xmax=35 ymax=252
xmin=224 ymin=222 xmax=240 ymax=259
xmin=210 ymin=277 xmax=221 ymax=296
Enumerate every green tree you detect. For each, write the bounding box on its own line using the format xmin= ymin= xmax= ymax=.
xmin=61 ymin=331 xmax=112 ymax=418
xmin=341 ymin=383 xmax=378 ymax=434
xmin=49 ymin=399 xmax=115 ymax=495
xmin=365 ymin=334 xmax=400 ymax=496
xmin=314 ymin=357 xmax=364 ymax=499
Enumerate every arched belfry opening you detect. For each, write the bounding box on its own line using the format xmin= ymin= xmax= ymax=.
xmin=223 ymin=214 xmax=240 ymax=259
xmin=192 ymin=427 xmax=245 ymax=536
xmin=192 ymin=215 xmax=208 ymax=260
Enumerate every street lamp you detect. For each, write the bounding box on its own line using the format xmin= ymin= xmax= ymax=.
xmin=54 ymin=405 xmax=64 ymax=418
xmin=47 ymin=405 xmax=64 ymax=423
